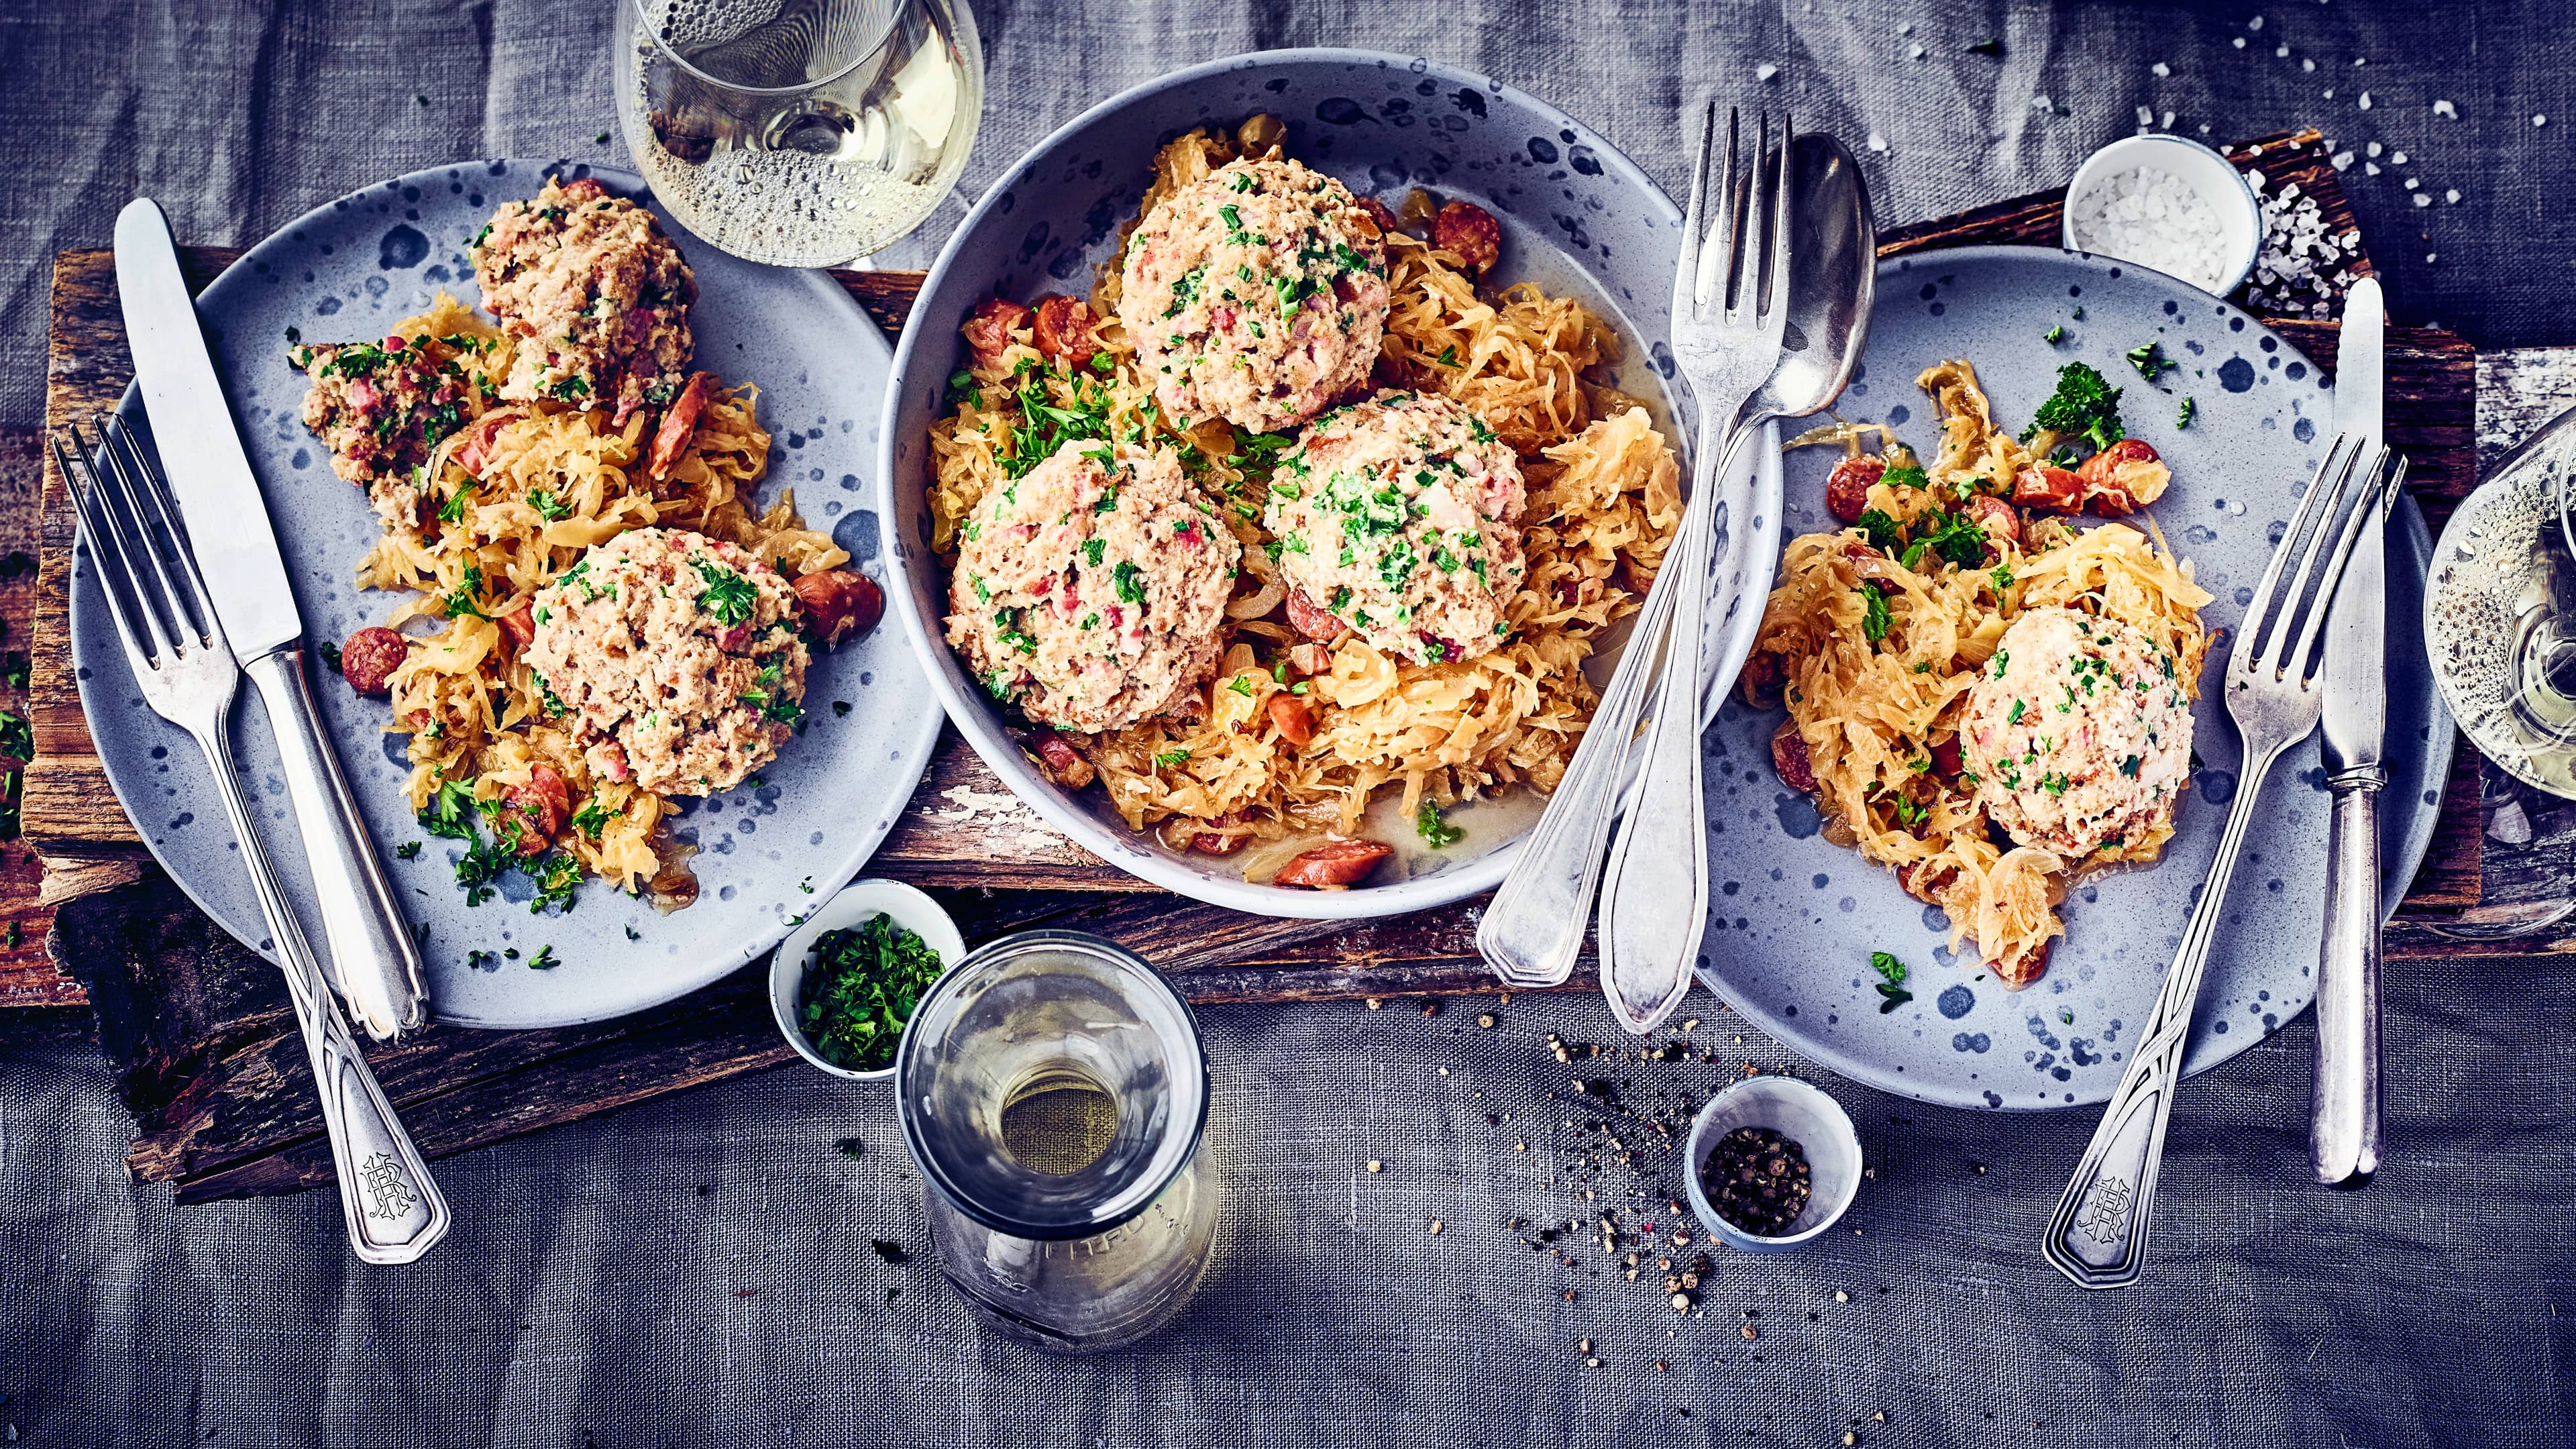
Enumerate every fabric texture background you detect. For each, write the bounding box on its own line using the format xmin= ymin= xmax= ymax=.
xmin=3 ymin=2 xmax=2573 ymax=1445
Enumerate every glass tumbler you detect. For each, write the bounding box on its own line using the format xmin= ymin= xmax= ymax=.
xmin=613 ymin=0 xmax=984 ymax=266
xmin=894 ymin=930 xmax=1218 ymax=1352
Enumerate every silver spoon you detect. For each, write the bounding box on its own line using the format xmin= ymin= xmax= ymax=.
xmin=1596 ymin=133 xmax=1878 ymax=1032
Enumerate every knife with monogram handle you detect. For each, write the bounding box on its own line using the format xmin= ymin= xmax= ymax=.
xmin=115 ymin=198 xmax=427 ymax=1040
xmin=2312 ymin=276 xmax=2391 ymax=1187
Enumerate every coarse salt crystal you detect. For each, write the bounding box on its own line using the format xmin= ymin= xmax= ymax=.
xmin=2537 ymin=114 xmax=2551 ymax=127
xmin=2404 ymin=177 xmax=2419 ymax=190
xmin=2367 ymin=142 xmax=2383 ymax=157
xmin=2248 ymin=13 xmax=2264 ymax=28
xmin=1909 ymin=43 xmax=1925 ymax=60
xmin=2434 ymin=99 xmax=2457 ymax=118
xmin=2426 ymin=253 xmax=2438 ymax=264
xmin=2358 ymin=92 xmax=2373 ymax=111
xmin=2233 ymin=36 xmax=2246 ymax=48
xmin=2446 ymin=189 xmax=2461 ymax=203
xmin=2151 ymin=62 xmax=2171 ymax=78
xmin=1867 ymin=131 xmax=1887 ymax=153
xmin=2065 ymin=164 xmax=2231 ymax=292
xmin=2275 ymin=44 xmax=2290 ymax=58
xmin=1756 ymin=63 xmax=1779 ymax=82
xmin=2365 ymin=162 xmax=2380 ymax=176
xmin=2302 ymin=58 xmax=2316 ymax=72
xmin=2413 ymin=193 xmax=2432 ymax=207
xmin=2330 ymin=150 xmax=2354 ymax=169
xmin=2136 ymin=105 xmax=2155 ymax=127
xmin=2392 ymin=150 xmax=2408 ymax=165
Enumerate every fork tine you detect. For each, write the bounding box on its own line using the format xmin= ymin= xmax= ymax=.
xmin=1764 ymin=113 xmax=1794 ymax=319
xmin=58 ymin=423 xmax=172 ymax=671
xmin=2233 ymin=435 xmax=2354 ymax=672
xmin=2279 ymin=445 xmax=2400 ymax=684
xmin=1701 ymin=107 xmax=1741 ymax=314
xmin=91 ymin=414 xmax=203 ymax=650
xmin=1674 ymin=97 xmax=1717 ymax=317
xmin=99 ymin=414 xmax=223 ymax=649
xmin=2257 ymin=437 xmax=2367 ymax=676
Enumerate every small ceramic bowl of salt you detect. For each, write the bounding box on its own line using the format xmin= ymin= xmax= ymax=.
xmin=2061 ymin=133 xmax=2263 ymax=298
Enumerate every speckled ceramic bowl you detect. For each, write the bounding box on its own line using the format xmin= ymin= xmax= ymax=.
xmin=879 ymin=48 xmax=1756 ymax=918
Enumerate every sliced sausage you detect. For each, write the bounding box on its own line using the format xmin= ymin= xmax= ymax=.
xmin=501 ymin=762 xmax=571 ymax=857
xmin=496 ymin=601 xmax=537 ymax=659
xmin=1770 ymin=722 xmax=1817 ymax=793
xmin=455 ymin=408 xmax=523 ymax=476
xmin=1896 ymin=859 xmax=1957 ymax=906
xmin=1353 ymin=196 xmax=1401 ymax=239
xmin=1998 ymin=936 xmax=2055 ymax=986
xmin=1825 ymin=455 xmax=1886 ymax=523
xmin=1273 ymin=839 xmax=1395 ymax=889
xmin=2011 ymin=464 xmax=2084 ymax=513
xmin=1030 ymin=294 xmax=1102 ymax=368
xmin=1285 ymin=588 xmax=1346 ymax=641
xmin=2077 ymin=438 xmax=2167 ymax=516
xmin=1964 ymin=494 xmax=2020 ymax=551
xmin=790 ymin=568 xmax=884 ymax=647
xmin=647 ymin=371 xmax=714 ymax=477
xmin=961 ymin=297 xmax=1032 ymax=372
xmin=1268 ymin=693 xmax=1316 ymax=747
xmin=557 ymin=178 xmax=608 ymax=205
xmin=1928 ymin=737 xmax=1964 ymax=777
xmin=1028 ymin=731 xmax=1095 ymax=790
xmin=338 ymin=626 xmax=410 ymax=696
xmin=1432 ymin=199 xmax=1503 ymax=274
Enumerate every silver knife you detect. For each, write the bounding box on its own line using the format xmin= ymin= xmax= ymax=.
xmin=2313 ymin=275 xmax=2390 ymax=1187
xmin=115 ymin=198 xmax=427 ymax=1040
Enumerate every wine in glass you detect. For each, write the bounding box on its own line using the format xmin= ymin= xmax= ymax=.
xmin=614 ymin=0 xmax=984 ymax=267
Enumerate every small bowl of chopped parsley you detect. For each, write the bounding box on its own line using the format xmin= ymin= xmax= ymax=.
xmin=769 ymin=879 xmax=966 ymax=1081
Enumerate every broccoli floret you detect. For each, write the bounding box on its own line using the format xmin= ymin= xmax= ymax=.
xmin=2021 ymin=360 xmax=2126 ymax=453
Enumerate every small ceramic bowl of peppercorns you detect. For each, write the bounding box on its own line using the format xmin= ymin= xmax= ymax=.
xmin=1682 ymin=1075 xmax=1863 ymax=1253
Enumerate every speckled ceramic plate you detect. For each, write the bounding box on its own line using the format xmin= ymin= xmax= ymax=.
xmin=72 ymin=160 xmax=942 ymax=1029
xmin=881 ymin=48 xmax=1780 ymax=918
xmin=1695 ymin=246 xmax=2453 ymax=1110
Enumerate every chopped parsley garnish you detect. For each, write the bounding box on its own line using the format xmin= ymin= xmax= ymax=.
xmin=2045 ymin=323 xmax=2065 ymax=344
xmin=527 ymin=488 xmax=571 ymax=521
xmin=1869 ymin=951 xmax=1913 ymax=1012
xmin=2022 ymin=360 xmax=2126 ymax=453
xmin=1153 ymin=749 xmax=1191 ymax=768
xmin=439 ymin=564 xmax=486 ymax=619
xmin=2176 ymin=396 xmax=2197 ymax=429
xmin=1112 ymin=560 xmax=1148 ymax=605
xmin=530 ymin=945 xmax=560 ymax=970
xmin=2125 ymin=341 xmax=2176 ymax=382
xmin=1416 ymin=800 xmax=1464 ymax=849
xmin=693 ymin=561 xmax=759 ymax=625
xmin=394 ymin=841 xmax=423 ymax=860
xmin=1880 ymin=463 xmax=1930 ymax=492
xmin=1854 ymin=508 xmax=1907 ymax=555
xmin=796 ymin=912 xmax=948 ymax=1073
xmin=1856 ymin=581 xmax=1892 ymax=643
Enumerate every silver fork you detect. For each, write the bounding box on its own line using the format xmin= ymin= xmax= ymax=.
xmin=59 ymin=416 xmax=449 ymax=1265
xmin=1596 ymin=107 xmax=1795 ymax=1032
xmin=1477 ymin=103 xmax=1790 ymax=991
xmin=2043 ymin=434 xmax=2400 ymax=1289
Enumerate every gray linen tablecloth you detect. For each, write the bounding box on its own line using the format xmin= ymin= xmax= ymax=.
xmin=3 ymin=3 xmax=2573 ymax=1445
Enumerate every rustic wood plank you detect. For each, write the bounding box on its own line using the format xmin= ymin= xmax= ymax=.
xmin=60 ymin=869 xmax=1564 ymax=1201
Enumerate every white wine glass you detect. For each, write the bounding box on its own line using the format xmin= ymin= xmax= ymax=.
xmin=613 ymin=0 xmax=984 ymax=267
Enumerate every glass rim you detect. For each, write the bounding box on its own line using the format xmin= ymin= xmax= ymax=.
xmin=625 ymin=0 xmax=912 ymax=99
xmin=894 ymin=928 xmax=1210 ymax=1241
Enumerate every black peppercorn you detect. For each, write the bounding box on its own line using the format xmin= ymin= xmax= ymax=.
xmin=1699 ymin=1126 xmax=1814 ymax=1236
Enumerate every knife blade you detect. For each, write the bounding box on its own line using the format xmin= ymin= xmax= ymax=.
xmin=2320 ymin=276 xmax=2385 ymax=775
xmin=114 ymin=199 xmax=305 ymax=658
xmin=2311 ymin=274 xmax=2387 ymax=1188
xmin=114 ymin=197 xmax=427 ymax=1038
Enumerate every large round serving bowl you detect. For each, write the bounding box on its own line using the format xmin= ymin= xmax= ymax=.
xmin=879 ymin=48 xmax=1713 ymax=917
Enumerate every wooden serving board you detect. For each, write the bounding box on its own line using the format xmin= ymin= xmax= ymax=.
xmin=8 ymin=128 xmax=2508 ymax=1201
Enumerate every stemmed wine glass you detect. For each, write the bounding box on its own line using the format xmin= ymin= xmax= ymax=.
xmin=613 ymin=0 xmax=984 ymax=267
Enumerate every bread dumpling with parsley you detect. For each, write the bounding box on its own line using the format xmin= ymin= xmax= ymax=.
xmin=1116 ymin=156 xmax=1391 ymax=433
xmin=945 ymin=439 xmax=1238 ymax=733
xmin=525 ymin=527 xmax=808 ymax=795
